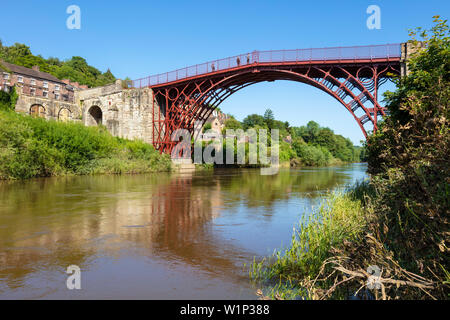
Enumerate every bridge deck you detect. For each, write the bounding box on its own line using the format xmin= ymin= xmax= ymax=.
xmin=132 ymin=44 xmax=401 ymax=88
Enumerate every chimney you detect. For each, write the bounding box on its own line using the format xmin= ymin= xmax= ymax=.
xmin=32 ymin=65 xmax=40 ymax=71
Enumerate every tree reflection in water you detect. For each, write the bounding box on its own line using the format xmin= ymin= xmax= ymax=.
xmin=0 ymin=164 xmax=367 ymax=299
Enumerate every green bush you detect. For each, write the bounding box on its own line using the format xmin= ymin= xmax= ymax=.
xmin=0 ymin=87 xmax=17 ymax=111
xmin=250 ymin=192 xmax=367 ymax=299
xmin=279 ymin=141 xmax=296 ymax=162
xmin=292 ymin=142 xmax=331 ymax=166
xmin=0 ymin=110 xmax=171 ymax=179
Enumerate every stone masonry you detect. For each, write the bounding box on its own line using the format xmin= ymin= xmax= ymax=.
xmin=14 ymin=78 xmax=164 ymax=145
xmin=76 ymin=80 xmax=164 ymax=144
xmin=400 ymin=41 xmax=425 ymax=77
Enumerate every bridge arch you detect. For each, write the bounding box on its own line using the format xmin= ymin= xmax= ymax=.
xmin=152 ymin=64 xmax=398 ymax=153
xmin=85 ymin=105 xmax=103 ymax=126
xmin=137 ymin=44 xmax=402 ymax=153
xmin=187 ymin=69 xmax=378 ymax=134
xmin=58 ymin=107 xmax=71 ymax=122
xmin=30 ymin=104 xmax=46 ymax=118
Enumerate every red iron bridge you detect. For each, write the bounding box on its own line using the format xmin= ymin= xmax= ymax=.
xmin=132 ymin=43 xmax=403 ymax=154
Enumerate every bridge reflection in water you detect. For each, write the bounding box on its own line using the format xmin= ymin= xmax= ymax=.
xmin=0 ymin=164 xmax=367 ymax=299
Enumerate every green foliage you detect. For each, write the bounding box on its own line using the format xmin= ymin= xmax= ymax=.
xmin=250 ymin=192 xmax=366 ymax=299
xmin=263 ymin=108 xmax=275 ymax=129
xmin=0 ymin=87 xmax=17 ymax=111
xmin=0 ymin=110 xmax=171 ymax=179
xmin=202 ymin=122 xmax=212 ymax=132
xmin=279 ymin=140 xmax=296 ymax=162
xmin=0 ymin=42 xmax=116 ymax=87
xmin=208 ymin=109 xmax=362 ymax=166
xmin=361 ymin=16 xmax=449 ymax=298
xmin=242 ymin=113 xmax=267 ymax=130
xmin=292 ymin=143 xmax=331 ymax=166
xmin=250 ymin=17 xmax=449 ymax=300
xmin=291 ymin=121 xmax=360 ymax=163
xmin=0 ymin=91 xmax=11 ymax=111
xmin=222 ymin=116 xmax=243 ymax=133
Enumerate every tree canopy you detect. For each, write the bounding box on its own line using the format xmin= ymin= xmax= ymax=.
xmin=0 ymin=41 xmax=116 ymax=87
xmin=227 ymin=110 xmax=362 ymax=165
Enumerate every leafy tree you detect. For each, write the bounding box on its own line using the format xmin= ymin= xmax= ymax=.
xmin=242 ymin=114 xmax=266 ymax=129
xmin=0 ymin=42 xmax=116 ymax=87
xmin=271 ymin=120 xmax=287 ymax=131
xmin=263 ymin=108 xmax=275 ymax=129
xmin=305 ymin=121 xmax=320 ymax=142
xmin=315 ymin=127 xmax=335 ymax=150
xmin=223 ymin=117 xmax=242 ymax=131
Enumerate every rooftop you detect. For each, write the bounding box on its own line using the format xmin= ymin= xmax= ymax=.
xmin=0 ymin=61 xmax=65 ymax=84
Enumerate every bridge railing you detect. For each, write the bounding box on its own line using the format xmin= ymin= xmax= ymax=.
xmin=132 ymin=43 xmax=401 ymax=88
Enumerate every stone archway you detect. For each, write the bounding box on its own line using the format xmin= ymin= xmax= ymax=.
xmin=86 ymin=106 xmax=103 ymax=126
xmin=30 ymin=104 xmax=45 ymax=118
xmin=58 ymin=108 xmax=71 ymax=122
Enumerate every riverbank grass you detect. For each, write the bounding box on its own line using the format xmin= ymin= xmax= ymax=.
xmin=250 ymin=188 xmax=369 ymax=299
xmin=0 ymin=109 xmax=171 ymax=179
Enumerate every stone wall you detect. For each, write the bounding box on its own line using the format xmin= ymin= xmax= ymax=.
xmin=401 ymin=42 xmax=425 ymax=77
xmin=75 ymin=80 xmax=164 ymax=144
xmin=13 ymin=79 xmax=165 ymax=146
xmin=15 ymin=89 xmax=82 ymax=122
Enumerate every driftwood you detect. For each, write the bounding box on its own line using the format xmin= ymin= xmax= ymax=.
xmin=256 ymin=234 xmax=438 ymax=300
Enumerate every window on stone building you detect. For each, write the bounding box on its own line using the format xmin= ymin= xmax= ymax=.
xmin=31 ymin=79 xmax=36 ymax=85
xmin=3 ymin=73 xmax=9 ymax=80
xmin=18 ymin=76 xmax=23 ymax=83
xmin=43 ymin=91 xmax=48 ymax=98
xmin=30 ymin=88 xmax=36 ymax=96
xmin=55 ymin=93 xmax=60 ymax=100
xmin=55 ymin=84 xmax=60 ymax=91
xmin=43 ymin=81 xmax=48 ymax=88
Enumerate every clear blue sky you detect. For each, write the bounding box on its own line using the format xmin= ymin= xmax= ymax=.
xmin=1 ymin=0 xmax=448 ymax=144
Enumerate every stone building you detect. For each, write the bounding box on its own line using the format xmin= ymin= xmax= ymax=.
xmin=0 ymin=61 xmax=88 ymax=101
xmin=206 ymin=109 xmax=227 ymax=133
xmin=0 ymin=61 xmax=88 ymax=121
xmin=76 ymin=80 xmax=163 ymax=144
xmin=1 ymin=61 xmax=164 ymax=145
xmin=198 ymin=109 xmax=228 ymax=141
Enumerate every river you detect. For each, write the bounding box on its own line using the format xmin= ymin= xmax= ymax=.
xmin=0 ymin=163 xmax=367 ymax=299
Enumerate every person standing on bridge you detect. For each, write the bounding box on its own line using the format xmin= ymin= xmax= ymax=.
xmin=246 ymin=54 xmax=250 ymax=64
xmin=211 ymin=63 xmax=215 ymax=72
xmin=236 ymin=56 xmax=241 ymax=66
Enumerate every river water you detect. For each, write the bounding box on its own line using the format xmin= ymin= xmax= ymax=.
xmin=0 ymin=164 xmax=367 ymax=299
